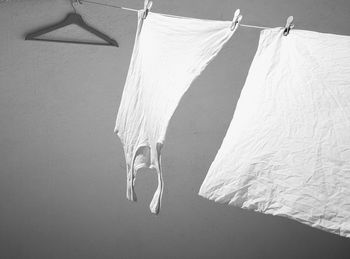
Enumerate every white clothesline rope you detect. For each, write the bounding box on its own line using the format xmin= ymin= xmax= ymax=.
xmin=80 ymin=0 xmax=139 ymax=12
xmin=240 ymin=24 xmax=271 ymax=29
xmin=79 ymin=0 xmax=272 ymax=30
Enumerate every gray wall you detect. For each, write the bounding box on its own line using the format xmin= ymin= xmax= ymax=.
xmin=1 ymin=0 xmax=350 ymax=258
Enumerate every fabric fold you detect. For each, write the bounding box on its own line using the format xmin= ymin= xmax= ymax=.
xmin=115 ymin=11 xmax=237 ymax=214
xmin=199 ymin=28 xmax=350 ymax=238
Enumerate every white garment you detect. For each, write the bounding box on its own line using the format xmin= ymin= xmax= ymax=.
xmin=199 ymin=28 xmax=350 ymax=237
xmin=115 ymin=11 xmax=236 ymax=214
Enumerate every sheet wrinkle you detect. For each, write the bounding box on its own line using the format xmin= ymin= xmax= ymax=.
xmin=199 ymin=28 xmax=350 ymax=238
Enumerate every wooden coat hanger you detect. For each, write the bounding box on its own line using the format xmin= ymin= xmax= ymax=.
xmin=25 ymin=0 xmax=118 ymax=47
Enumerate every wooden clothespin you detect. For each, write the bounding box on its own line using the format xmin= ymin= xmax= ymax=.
xmin=142 ymin=0 xmax=153 ymax=19
xmin=230 ymin=9 xmax=243 ymax=31
xmin=283 ymin=16 xmax=294 ymax=36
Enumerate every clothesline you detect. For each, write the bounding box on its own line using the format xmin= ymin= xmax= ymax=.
xmin=79 ymin=0 xmax=271 ymax=30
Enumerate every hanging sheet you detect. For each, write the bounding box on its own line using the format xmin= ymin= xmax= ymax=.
xmin=115 ymin=11 xmax=237 ymax=214
xmin=199 ymin=28 xmax=350 ymax=237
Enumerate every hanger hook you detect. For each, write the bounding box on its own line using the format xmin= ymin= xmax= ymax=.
xmin=71 ymin=0 xmax=77 ymax=13
xmin=71 ymin=0 xmax=82 ymax=13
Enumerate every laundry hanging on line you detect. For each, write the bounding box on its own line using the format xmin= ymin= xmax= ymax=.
xmin=114 ymin=10 xmax=239 ymax=214
xmin=111 ymin=1 xmax=350 ymax=238
xmin=199 ymin=28 xmax=350 ymax=238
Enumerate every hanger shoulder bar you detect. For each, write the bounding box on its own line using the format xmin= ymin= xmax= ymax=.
xmin=25 ymin=13 xmax=118 ymax=47
xmin=25 ymin=14 xmax=75 ymax=39
xmin=77 ymin=18 xmax=119 ymax=47
xmin=25 ymin=37 xmax=115 ymax=46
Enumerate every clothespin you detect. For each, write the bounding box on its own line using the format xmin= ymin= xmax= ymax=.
xmin=142 ymin=0 xmax=153 ymax=19
xmin=283 ymin=16 xmax=294 ymax=36
xmin=230 ymin=9 xmax=243 ymax=31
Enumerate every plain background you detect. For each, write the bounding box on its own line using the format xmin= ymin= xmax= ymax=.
xmin=1 ymin=0 xmax=350 ymax=258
